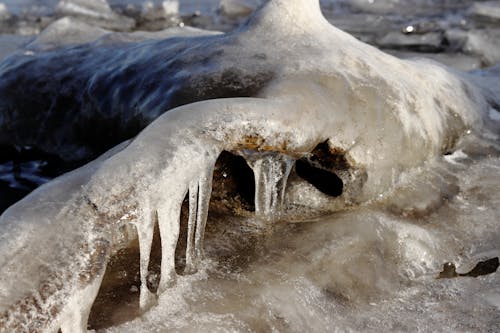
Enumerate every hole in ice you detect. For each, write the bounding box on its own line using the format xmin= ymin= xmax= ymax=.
xmin=307 ymin=140 xmax=351 ymax=171
xmin=294 ymin=140 xmax=349 ymax=197
xmin=211 ymin=150 xmax=256 ymax=212
xmin=88 ymin=239 xmax=142 ymax=329
xmin=295 ymin=160 xmax=344 ymax=197
xmin=88 ymin=217 xmax=164 ymax=330
xmin=175 ymin=196 xmax=191 ymax=273
xmin=438 ymin=257 xmax=499 ymax=279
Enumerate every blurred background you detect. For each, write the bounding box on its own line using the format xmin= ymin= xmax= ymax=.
xmin=0 ymin=0 xmax=498 ymax=70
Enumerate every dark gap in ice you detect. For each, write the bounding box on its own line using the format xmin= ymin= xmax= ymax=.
xmin=438 ymin=262 xmax=459 ymax=279
xmin=295 ymin=160 xmax=344 ymax=197
xmin=175 ymin=195 xmax=190 ymax=274
xmin=89 ymin=213 xmax=168 ymax=330
xmin=149 ymin=213 xmax=163 ymax=287
xmin=294 ymin=140 xmax=348 ymax=197
xmin=89 ymin=238 xmax=141 ymax=330
xmin=462 ymin=257 xmax=499 ymax=277
xmin=211 ymin=151 xmax=255 ymax=212
xmin=308 ymin=140 xmax=350 ymax=171
xmin=438 ymin=257 xmax=499 ymax=279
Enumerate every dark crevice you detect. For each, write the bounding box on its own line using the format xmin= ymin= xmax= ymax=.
xmin=211 ymin=151 xmax=255 ymax=212
xmin=295 ymin=159 xmax=343 ymax=197
xmin=149 ymin=213 xmax=163 ymax=288
xmin=308 ymin=140 xmax=350 ymax=171
xmin=293 ymin=140 xmax=350 ymax=197
xmin=174 ymin=196 xmax=190 ymax=274
xmin=89 ymin=238 xmax=141 ymax=330
xmin=438 ymin=257 xmax=499 ymax=279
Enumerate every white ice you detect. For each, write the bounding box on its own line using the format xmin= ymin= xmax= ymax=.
xmin=0 ymin=0 xmax=499 ymax=332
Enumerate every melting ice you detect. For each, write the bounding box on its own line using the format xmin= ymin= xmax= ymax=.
xmin=0 ymin=0 xmax=499 ymax=332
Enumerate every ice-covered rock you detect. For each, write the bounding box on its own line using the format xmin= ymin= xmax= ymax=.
xmin=56 ymin=0 xmax=135 ymax=31
xmin=344 ymin=0 xmax=403 ymax=13
xmin=219 ymin=0 xmax=260 ymax=18
xmin=446 ymin=28 xmax=500 ymax=66
xmin=0 ymin=3 xmax=10 ymax=21
xmin=141 ymin=0 xmax=179 ymax=18
xmin=377 ymin=30 xmax=444 ymax=52
xmin=0 ymin=0 xmax=499 ymax=332
xmin=340 ymin=0 xmax=443 ymax=15
xmin=134 ymin=1 xmax=180 ymax=30
xmin=463 ymin=29 xmax=500 ymax=66
xmin=469 ymin=1 xmax=500 ymax=24
xmin=27 ymin=17 xmax=110 ymax=51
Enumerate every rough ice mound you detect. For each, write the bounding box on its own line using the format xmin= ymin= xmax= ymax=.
xmin=0 ymin=0 xmax=499 ymax=332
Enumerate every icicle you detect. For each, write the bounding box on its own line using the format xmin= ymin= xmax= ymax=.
xmin=193 ymin=166 xmax=214 ymax=261
xmin=134 ymin=202 xmax=157 ymax=310
xmin=155 ymin=162 xmax=215 ymax=293
xmin=184 ymin=181 xmax=199 ymax=274
xmin=241 ymin=151 xmax=294 ymax=220
xmin=185 ymin=166 xmax=215 ymax=274
xmin=156 ymin=192 xmax=185 ymax=294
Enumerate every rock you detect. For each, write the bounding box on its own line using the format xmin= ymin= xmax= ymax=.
xmin=327 ymin=13 xmax=396 ymax=44
xmin=344 ymin=0 xmax=406 ymax=14
xmin=445 ymin=28 xmax=469 ymax=51
xmin=219 ymin=0 xmax=260 ymax=18
xmin=137 ymin=1 xmax=181 ymax=30
xmin=469 ymin=1 xmax=500 ymax=25
xmin=141 ymin=1 xmax=179 ymax=21
xmin=27 ymin=17 xmax=110 ymax=51
xmin=56 ymin=0 xmax=136 ymax=31
xmin=463 ymin=29 xmax=500 ymax=66
xmin=377 ymin=31 xmax=444 ymax=52
xmin=388 ymin=50 xmax=482 ymax=71
xmin=0 ymin=3 xmax=10 ymax=21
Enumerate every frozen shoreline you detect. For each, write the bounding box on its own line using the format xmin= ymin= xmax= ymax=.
xmin=0 ymin=1 xmax=499 ymax=332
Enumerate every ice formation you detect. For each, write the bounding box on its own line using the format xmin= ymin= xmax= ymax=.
xmin=0 ymin=0 xmax=499 ymax=332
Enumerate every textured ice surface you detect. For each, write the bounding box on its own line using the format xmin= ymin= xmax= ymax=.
xmin=0 ymin=0 xmax=499 ymax=332
xmin=101 ymin=156 xmax=500 ymax=333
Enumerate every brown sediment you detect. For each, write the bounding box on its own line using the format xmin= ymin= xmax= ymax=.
xmin=234 ymin=134 xmax=296 ymax=155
